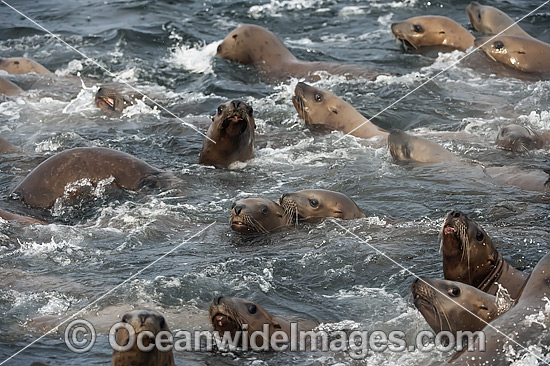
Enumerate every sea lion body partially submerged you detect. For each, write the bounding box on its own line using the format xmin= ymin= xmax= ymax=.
xmin=217 ymin=25 xmax=380 ymax=80
xmin=0 ymin=136 xmax=20 ymax=154
xmin=279 ymin=189 xmax=365 ymax=223
xmin=391 ymin=16 xmax=475 ymax=52
xmin=95 ymin=87 xmax=136 ymax=113
xmin=111 ymin=309 xmax=174 ymax=366
xmin=447 ymin=252 xmax=550 ymax=365
xmin=441 ymin=211 xmax=528 ymax=299
xmin=387 ymin=130 xmax=457 ymax=163
xmin=484 ymin=166 xmax=550 ymax=192
xmin=475 ymin=35 xmax=550 ymax=74
xmin=199 ymin=100 xmax=255 ymax=167
xmin=466 ymin=2 xmax=533 ymax=39
xmin=0 ymin=208 xmax=47 ymax=226
xmin=412 ymin=277 xmax=504 ymax=333
xmin=495 ymin=124 xmax=549 ymax=152
xmin=230 ymin=198 xmax=289 ymax=234
xmin=293 ymin=82 xmax=387 ymax=139
xmin=12 ymin=147 xmax=175 ymax=209
xmin=0 ymin=57 xmax=52 ymax=75
xmin=0 ymin=77 xmax=23 ymax=96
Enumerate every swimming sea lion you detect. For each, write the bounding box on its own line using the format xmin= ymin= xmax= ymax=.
xmin=0 ymin=57 xmax=53 ymax=75
xmin=199 ymin=100 xmax=255 ymax=167
xmin=230 ymin=197 xmax=289 ymax=234
xmin=279 ymin=189 xmax=366 ymax=224
xmin=496 ymin=124 xmax=549 ymax=152
xmin=387 ymin=130 xmax=457 ymax=163
xmin=0 ymin=136 xmax=20 ymax=154
xmin=0 ymin=208 xmax=47 ymax=225
xmin=293 ymin=82 xmax=388 ymax=139
xmin=95 ymin=87 xmax=136 ymax=113
xmin=475 ymin=35 xmax=550 ymax=74
xmin=412 ymin=277 xmax=505 ymax=333
xmin=11 ymin=147 xmax=175 ymax=209
xmin=216 ymin=24 xmax=380 ymax=80
xmin=391 ymin=16 xmax=475 ymax=52
xmin=447 ymin=252 xmax=550 ymax=365
xmin=441 ymin=211 xmax=528 ymax=299
xmin=0 ymin=77 xmax=23 ymax=96
xmin=111 ymin=309 xmax=174 ymax=366
xmin=484 ymin=166 xmax=550 ymax=192
xmin=466 ymin=2 xmax=533 ymax=39
xmin=210 ymin=296 xmax=300 ymax=349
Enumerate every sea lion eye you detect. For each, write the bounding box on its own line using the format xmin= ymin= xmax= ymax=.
xmin=159 ymin=316 xmax=166 ymax=328
xmin=480 ymin=305 xmax=489 ymax=311
xmin=309 ymin=198 xmax=319 ymax=208
xmin=122 ymin=314 xmax=130 ymax=323
xmin=260 ymin=205 xmax=269 ymax=215
xmin=413 ymin=24 xmax=423 ymax=33
xmin=247 ymin=105 xmax=253 ymax=115
xmin=314 ymin=93 xmax=323 ymax=102
xmin=217 ymin=105 xmax=225 ymax=115
xmin=448 ymin=287 xmax=460 ymax=297
xmin=476 ymin=231 xmax=484 ymax=241
xmin=247 ymin=304 xmax=257 ymax=314
xmin=494 ymin=41 xmax=504 ymax=50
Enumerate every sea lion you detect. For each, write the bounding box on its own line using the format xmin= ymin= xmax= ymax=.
xmin=199 ymin=100 xmax=255 ymax=167
xmin=484 ymin=166 xmax=550 ymax=192
xmin=441 ymin=211 xmax=528 ymax=299
xmin=216 ymin=24 xmax=380 ymax=80
xmin=95 ymin=87 xmax=135 ymax=113
xmin=466 ymin=2 xmax=533 ymax=39
xmin=11 ymin=147 xmax=175 ymax=209
xmin=495 ymin=124 xmax=549 ymax=152
xmin=0 ymin=77 xmax=23 ymax=96
xmin=293 ymin=82 xmax=388 ymax=139
xmin=412 ymin=277 xmax=506 ymax=333
xmin=391 ymin=16 xmax=475 ymax=52
xmin=447 ymin=252 xmax=550 ymax=365
xmin=475 ymin=35 xmax=550 ymax=74
xmin=387 ymin=130 xmax=457 ymax=163
xmin=0 ymin=57 xmax=53 ymax=75
xmin=230 ymin=197 xmax=289 ymax=234
xmin=111 ymin=309 xmax=174 ymax=366
xmin=0 ymin=208 xmax=47 ymax=226
xmin=279 ymin=189 xmax=366 ymax=224
xmin=0 ymin=136 xmax=20 ymax=154
xmin=210 ymin=296 xmax=301 ymax=349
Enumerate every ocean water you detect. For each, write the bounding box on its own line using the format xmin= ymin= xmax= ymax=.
xmin=0 ymin=0 xmax=549 ymax=365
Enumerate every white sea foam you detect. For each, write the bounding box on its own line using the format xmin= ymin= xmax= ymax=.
xmin=249 ymin=0 xmax=326 ymax=19
xmin=166 ymin=41 xmax=220 ymax=75
xmin=55 ymin=59 xmax=84 ymax=76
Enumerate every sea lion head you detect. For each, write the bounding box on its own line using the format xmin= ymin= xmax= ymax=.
xmin=475 ymin=35 xmax=550 ymax=74
xmin=212 ymin=100 xmax=255 ymax=138
xmin=112 ymin=309 xmax=174 ymax=366
xmin=412 ymin=277 xmax=499 ymax=333
xmin=391 ymin=16 xmax=469 ymax=51
xmin=95 ymin=87 xmax=134 ymax=113
xmin=279 ymin=189 xmax=365 ymax=223
xmin=230 ymin=197 xmax=287 ymax=234
xmin=387 ymin=130 xmax=414 ymax=161
xmin=216 ymin=24 xmax=293 ymax=66
xmin=467 ymin=2 xmax=502 ymax=34
xmin=496 ymin=124 xmax=544 ymax=152
xmin=293 ymin=82 xmax=362 ymax=131
xmin=210 ymin=296 xmax=283 ymax=343
xmin=440 ymin=211 xmax=499 ymax=287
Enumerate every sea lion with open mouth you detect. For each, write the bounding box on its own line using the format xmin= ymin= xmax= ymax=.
xmin=292 ymin=82 xmax=387 ymax=139
xmin=95 ymin=87 xmax=136 ymax=113
xmin=412 ymin=277 xmax=509 ymax=334
xmin=496 ymin=124 xmax=549 ymax=152
xmin=229 ymin=198 xmax=289 ymax=234
xmin=199 ymin=100 xmax=255 ymax=167
xmin=279 ymin=189 xmax=365 ymax=224
xmin=217 ymin=24 xmax=381 ymax=81
xmin=440 ymin=211 xmax=528 ymax=299
xmin=111 ymin=309 xmax=175 ymax=366
xmin=391 ymin=16 xmax=475 ymax=52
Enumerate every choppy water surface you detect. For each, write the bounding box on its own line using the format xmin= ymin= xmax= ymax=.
xmin=0 ymin=0 xmax=549 ymax=365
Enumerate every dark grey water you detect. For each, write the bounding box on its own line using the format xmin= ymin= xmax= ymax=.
xmin=0 ymin=0 xmax=549 ymax=365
